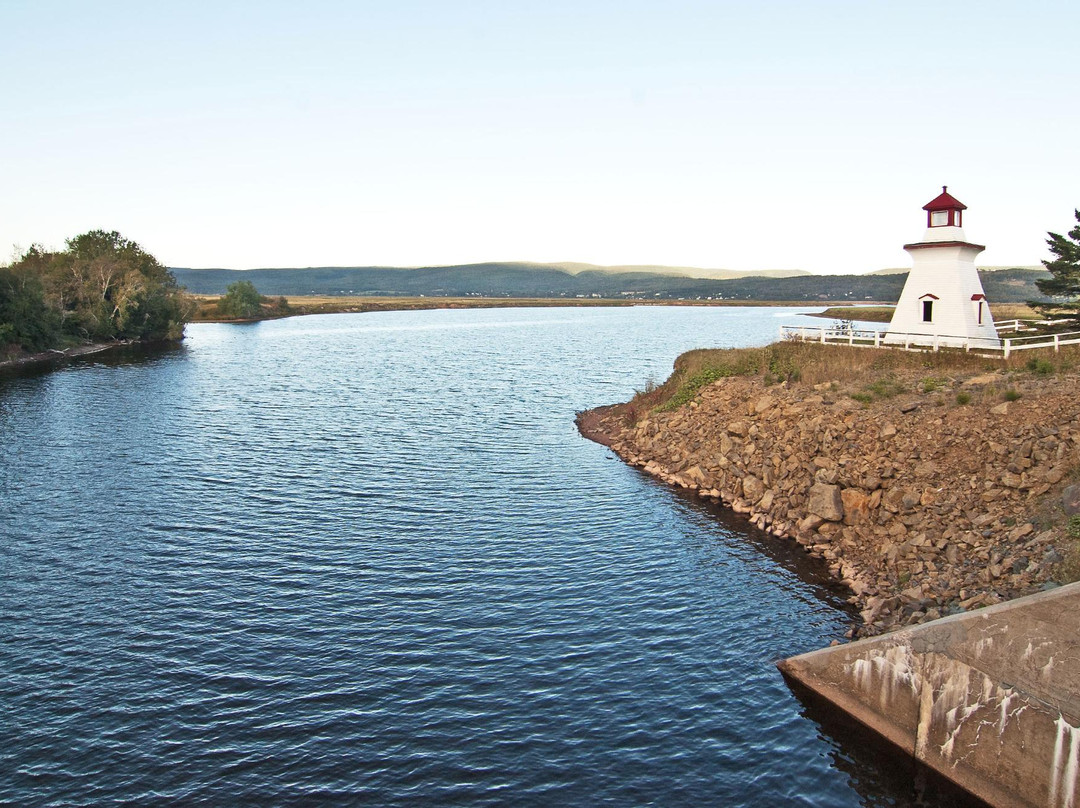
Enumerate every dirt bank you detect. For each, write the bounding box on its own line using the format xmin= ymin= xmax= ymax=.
xmin=0 ymin=341 xmax=134 ymax=373
xmin=578 ymin=347 xmax=1080 ymax=638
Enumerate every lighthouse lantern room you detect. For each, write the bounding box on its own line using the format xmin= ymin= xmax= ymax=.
xmin=884 ymin=187 xmax=1000 ymax=349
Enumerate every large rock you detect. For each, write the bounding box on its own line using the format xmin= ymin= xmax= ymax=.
xmin=808 ymin=483 xmax=844 ymax=522
xmin=841 ymin=488 xmax=870 ymax=525
xmin=1063 ymin=484 xmax=1080 ymax=516
xmin=742 ymin=474 xmax=765 ymax=503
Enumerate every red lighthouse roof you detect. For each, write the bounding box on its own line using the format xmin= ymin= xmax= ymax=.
xmin=923 ymin=186 xmax=967 ymax=212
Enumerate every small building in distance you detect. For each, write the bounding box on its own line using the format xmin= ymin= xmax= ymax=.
xmin=885 ymin=187 xmax=1000 ymax=349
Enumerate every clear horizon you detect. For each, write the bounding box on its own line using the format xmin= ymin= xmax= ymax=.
xmin=2 ymin=1 xmax=1077 ymax=274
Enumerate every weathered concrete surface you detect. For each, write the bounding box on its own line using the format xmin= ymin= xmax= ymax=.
xmin=779 ymin=581 xmax=1080 ymax=808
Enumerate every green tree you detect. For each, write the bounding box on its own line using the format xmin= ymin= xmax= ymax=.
xmin=217 ymin=280 xmax=266 ymax=319
xmin=1035 ymin=209 xmax=1080 ymax=301
xmin=4 ymin=230 xmax=189 ymax=351
xmin=0 ymin=261 xmax=60 ymax=352
xmin=49 ymin=230 xmax=188 ymax=340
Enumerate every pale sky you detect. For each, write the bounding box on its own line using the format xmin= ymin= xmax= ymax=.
xmin=2 ymin=1 xmax=1077 ymax=274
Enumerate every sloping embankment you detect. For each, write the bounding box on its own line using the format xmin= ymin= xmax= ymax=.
xmin=577 ymin=346 xmax=1079 ymax=638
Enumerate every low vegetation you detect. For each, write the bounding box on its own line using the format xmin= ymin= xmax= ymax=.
xmin=626 ymin=340 xmax=1080 ymax=419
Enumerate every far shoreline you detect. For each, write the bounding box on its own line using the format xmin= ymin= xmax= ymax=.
xmin=3 ymin=299 xmax=841 ymax=373
xmin=188 ymin=294 xmax=870 ymax=324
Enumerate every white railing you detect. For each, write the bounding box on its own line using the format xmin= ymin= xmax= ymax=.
xmin=780 ymin=325 xmax=1080 ymax=359
xmin=781 ymin=325 xmax=887 ymax=347
xmin=995 ymin=318 xmax=1078 ymax=333
xmin=995 ymin=319 xmax=1032 ymax=333
xmin=997 ymin=330 xmax=1080 ymax=358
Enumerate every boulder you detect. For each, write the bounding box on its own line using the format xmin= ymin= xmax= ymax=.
xmin=841 ymin=488 xmax=871 ymax=525
xmin=742 ymin=474 xmax=765 ymax=504
xmin=1063 ymin=484 xmax=1080 ymax=516
xmin=808 ymin=483 xmax=844 ymax=522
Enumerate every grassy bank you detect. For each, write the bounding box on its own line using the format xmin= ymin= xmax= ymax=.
xmin=624 ymin=339 xmax=1080 ymax=422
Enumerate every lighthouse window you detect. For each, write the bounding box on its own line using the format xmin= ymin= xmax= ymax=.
xmin=922 ymin=300 xmax=934 ymax=322
xmin=930 ymin=210 xmax=948 ymax=227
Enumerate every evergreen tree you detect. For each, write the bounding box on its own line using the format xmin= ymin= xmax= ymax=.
xmin=1035 ymin=209 xmax=1080 ymax=301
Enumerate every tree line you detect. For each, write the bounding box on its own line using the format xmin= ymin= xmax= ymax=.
xmin=4 ymin=212 xmax=1078 ymax=358
xmin=170 ymin=263 xmax=1050 ymax=303
xmin=0 ymin=230 xmax=191 ymax=356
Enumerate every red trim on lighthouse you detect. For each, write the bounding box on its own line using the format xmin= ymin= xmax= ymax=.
xmin=971 ymin=294 xmax=985 ymax=301
xmin=919 ymin=293 xmax=940 ymax=300
xmin=904 ymin=240 xmax=986 ymax=252
xmin=923 ymin=186 xmax=967 ymax=227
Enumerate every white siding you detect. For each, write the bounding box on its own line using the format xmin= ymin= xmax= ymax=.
xmin=885 ymin=226 xmax=1000 ymax=348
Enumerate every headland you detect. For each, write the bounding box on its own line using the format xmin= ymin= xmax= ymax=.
xmin=577 ymin=340 xmax=1080 ymax=639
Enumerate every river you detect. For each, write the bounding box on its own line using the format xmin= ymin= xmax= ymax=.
xmin=0 ymin=306 xmax=980 ymax=806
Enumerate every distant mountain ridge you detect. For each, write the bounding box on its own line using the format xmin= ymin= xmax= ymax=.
xmin=542 ymin=262 xmax=810 ymax=280
xmin=170 ymin=262 xmax=1050 ymax=304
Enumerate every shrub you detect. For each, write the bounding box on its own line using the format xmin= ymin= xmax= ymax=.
xmin=1004 ymin=388 xmax=1022 ymax=401
xmin=660 ymin=365 xmax=740 ymax=411
xmin=217 ymin=280 xmax=265 ymax=319
xmin=955 ymin=391 xmax=971 ymax=405
xmin=1026 ymin=357 xmax=1055 ymax=375
xmin=864 ymin=377 xmax=904 ymax=399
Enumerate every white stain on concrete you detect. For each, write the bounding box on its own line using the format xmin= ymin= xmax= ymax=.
xmin=1050 ymin=716 xmax=1079 ymax=808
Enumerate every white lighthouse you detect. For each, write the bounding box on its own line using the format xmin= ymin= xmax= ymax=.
xmin=884 ymin=187 xmax=999 ymax=349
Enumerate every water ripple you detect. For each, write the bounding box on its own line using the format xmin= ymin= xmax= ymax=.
xmin=0 ymin=307 xmax=979 ymax=807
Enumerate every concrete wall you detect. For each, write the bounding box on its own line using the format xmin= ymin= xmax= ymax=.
xmin=779 ymin=582 xmax=1080 ymax=808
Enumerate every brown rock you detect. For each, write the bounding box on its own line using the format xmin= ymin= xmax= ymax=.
xmin=808 ymin=483 xmax=844 ymax=522
xmin=754 ymin=395 xmax=776 ymax=414
xmin=759 ymin=489 xmax=775 ymax=512
xmin=841 ymin=488 xmax=870 ymax=525
xmin=742 ymin=474 xmax=765 ymax=504
xmin=881 ymin=488 xmax=905 ymax=513
xmin=1001 ymin=472 xmax=1024 ymax=489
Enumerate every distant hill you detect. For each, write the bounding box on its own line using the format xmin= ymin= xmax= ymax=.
xmin=170 ymin=262 xmax=1051 ymax=304
xmin=544 ymin=262 xmax=810 ymax=280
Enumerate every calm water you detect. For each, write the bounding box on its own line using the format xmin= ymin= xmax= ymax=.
xmin=1 ymin=306 xmax=978 ymax=806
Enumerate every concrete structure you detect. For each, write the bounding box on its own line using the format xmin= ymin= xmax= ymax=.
xmin=885 ymin=187 xmax=1001 ymax=350
xmin=779 ymin=582 xmax=1080 ymax=808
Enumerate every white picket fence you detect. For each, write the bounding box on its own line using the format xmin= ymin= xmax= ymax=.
xmin=780 ymin=323 xmax=1080 ymax=359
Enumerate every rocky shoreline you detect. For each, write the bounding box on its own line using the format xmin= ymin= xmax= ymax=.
xmin=578 ymin=359 xmax=1079 ymax=637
